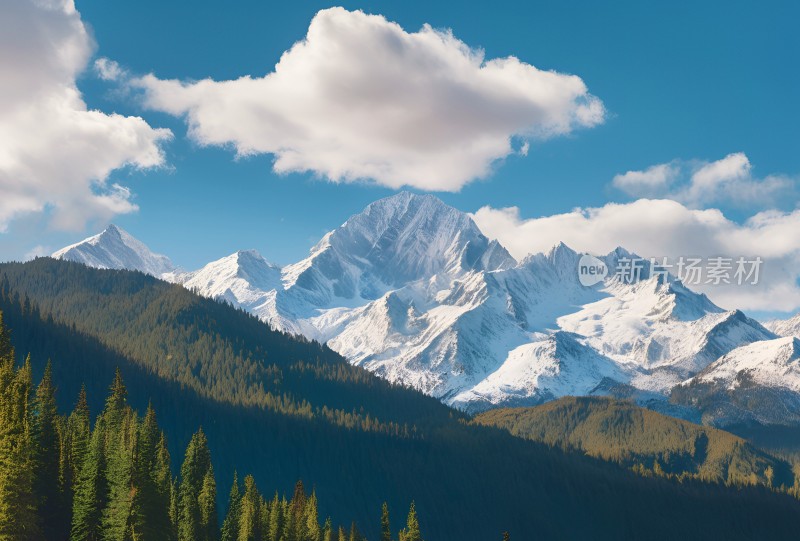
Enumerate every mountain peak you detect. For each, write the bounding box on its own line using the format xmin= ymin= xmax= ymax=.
xmin=52 ymin=224 xmax=175 ymax=277
xmin=287 ymin=192 xmax=515 ymax=297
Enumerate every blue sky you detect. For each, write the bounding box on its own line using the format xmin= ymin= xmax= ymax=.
xmin=1 ymin=0 xmax=799 ymax=312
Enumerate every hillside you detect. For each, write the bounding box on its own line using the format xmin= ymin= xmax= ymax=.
xmin=2 ymin=259 xmax=800 ymax=539
xmin=473 ymin=396 xmax=798 ymax=489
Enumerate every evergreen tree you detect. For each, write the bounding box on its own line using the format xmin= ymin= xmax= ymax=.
xmin=169 ymin=478 xmax=179 ymax=535
xmin=178 ymin=429 xmax=214 ymax=541
xmin=153 ymin=433 xmax=175 ymax=540
xmin=32 ymin=361 xmax=68 ymax=539
xmin=400 ymin=502 xmax=421 ymax=541
xmin=380 ymin=502 xmax=391 ymax=541
xmin=66 ymin=386 xmax=91 ymax=496
xmin=304 ymin=491 xmax=320 ymax=541
xmin=102 ymin=407 xmax=137 ymax=540
xmin=322 ymin=518 xmax=333 ymax=541
xmin=71 ymin=420 xmax=107 ymax=541
xmin=0 ymin=352 xmax=40 ymax=540
xmin=238 ymin=474 xmax=260 ymax=541
xmin=129 ymin=405 xmax=172 ymax=541
xmin=198 ymin=466 xmax=218 ymax=541
xmin=347 ymin=522 xmax=359 ymax=541
xmin=267 ymin=492 xmax=282 ymax=541
xmin=220 ymin=472 xmax=242 ymax=541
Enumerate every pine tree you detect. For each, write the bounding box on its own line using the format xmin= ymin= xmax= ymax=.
xmin=154 ymin=432 xmax=175 ymax=540
xmin=102 ymin=407 xmax=137 ymax=540
xmin=66 ymin=386 xmax=91 ymax=497
xmin=290 ymin=480 xmax=307 ymax=541
xmin=400 ymin=501 xmax=421 ymax=541
xmin=348 ymin=522 xmax=359 ymax=541
xmin=0 ymin=352 xmax=40 ymax=540
xmin=32 ymin=361 xmax=68 ymax=539
xmin=96 ymin=369 xmax=131 ymax=539
xmin=239 ymin=474 xmax=260 ymax=541
xmin=380 ymin=502 xmax=391 ymax=541
xmin=220 ymin=472 xmax=242 ymax=541
xmin=71 ymin=419 xmax=107 ymax=541
xmin=178 ymin=429 xmax=215 ymax=541
xmin=198 ymin=466 xmax=218 ymax=541
xmin=267 ymin=492 xmax=282 ymax=541
xmin=129 ymin=404 xmax=172 ymax=541
xmin=322 ymin=518 xmax=333 ymax=541
xmin=169 ymin=477 xmax=179 ymax=535
xmin=304 ymin=491 xmax=321 ymax=541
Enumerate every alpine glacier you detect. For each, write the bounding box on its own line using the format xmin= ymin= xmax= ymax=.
xmin=52 ymin=193 xmax=799 ymax=423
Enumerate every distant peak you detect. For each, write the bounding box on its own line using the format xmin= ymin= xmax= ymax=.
xmin=102 ymin=223 xmax=126 ymax=238
xmin=547 ymin=241 xmax=577 ymax=257
xmin=236 ymin=249 xmax=263 ymax=258
xmin=608 ymin=246 xmax=634 ymax=258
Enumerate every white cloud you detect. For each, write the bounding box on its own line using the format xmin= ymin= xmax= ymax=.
xmin=611 ymin=153 xmax=794 ymax=208
xmin=472 ymin=199 xmax=800 ymax=311
xmin=132 ymin=7 xmax=604 ymax=192
xmin=612 ymin=163 xmax=678 ymax=197
xmin=94 ymin=57 xmax=125 ymax=81
xmin=23 ymin=245 xmax=50 ymax=261
xmin=0 ymin=0 xmax=172 ymax=232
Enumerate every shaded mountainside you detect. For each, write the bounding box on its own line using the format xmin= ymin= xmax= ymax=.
xmin=473 ymin=396 xmax=798 ymax=489
xmin=3 ymin=259 xmax=800 ymax=539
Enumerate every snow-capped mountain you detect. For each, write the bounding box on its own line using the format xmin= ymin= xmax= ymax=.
xmin=674 ymin=337 xmax=800 ymax=426
xmin=52 ymin=224 xmax=175 ymax=276
xmin=766 ymin=313 xmax=800 ymax=339
xmin=50 ymin=193 xmax=790 ymax=423
xmin=170 ymin=250 xmax=281 ymax=314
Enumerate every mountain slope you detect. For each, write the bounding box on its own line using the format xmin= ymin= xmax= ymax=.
xmin=49 ymin=194 xmax=782 ymax=420
xmin=4 ymin=259 xmax=800 ymax=539
xmin=52 ymin=224 xmax=175 ymax=276
xmin=172 ymin=249 xmax=281 ymax=314
xmin=473 ymin=396 xmax=796 ymax=489
xmin=767 ymin=314 xmax=800 ymax=339
xmin=673 ymin=337 xmax=800 ymax=427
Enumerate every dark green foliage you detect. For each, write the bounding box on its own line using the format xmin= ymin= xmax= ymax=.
xmin=0 ymin=338 xmax=40 ymax=540
xmin=220 ymin=472 xmax=241 ymax=541
xmin=0 ymin=338 xmax=376 ymax=541
xmin=71 ymin=420 xmax=107 ymax=541
xmin=4 ymin=260 xmax=800 ymax=540
xmin=399 ymin=501 xmax=421 ymax=541
xmin=32 ymin=361 xmax=69 ymax=539
xmin=380 ymin=502 xmax=391 ymax=541
xmin=473 ymin=396 xmax=797 ymax=488
xmin=178 ymin=429 xmax=216 ymax=541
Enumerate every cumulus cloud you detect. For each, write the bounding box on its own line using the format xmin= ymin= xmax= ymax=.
xmin=612 ymin=153 xmax=794 ymax=208
xmin=94 ymin=57 xmax=125 ymax=82
xmin=132 ymin=7 xmax=604 ymax=191
xmin=612 ymin=163 xmax=679 ymax=197
xmin=0 ymin=0 xmax=171 ymax=232
xmin=472 ymin=199 xmax=800 ymax=311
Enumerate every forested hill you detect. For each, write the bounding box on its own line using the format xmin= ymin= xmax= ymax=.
xmin=474 ymin=397 xmax=799 ymax=490
xmin=3 ymin=258 xmax=800 ymax=540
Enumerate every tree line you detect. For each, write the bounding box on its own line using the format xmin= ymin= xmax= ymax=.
xmin=0 ymin=314 xmax=424 ymax=541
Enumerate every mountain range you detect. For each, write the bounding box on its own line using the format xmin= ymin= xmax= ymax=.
xmin=52 ymin=192 xmax=800 ymax=427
